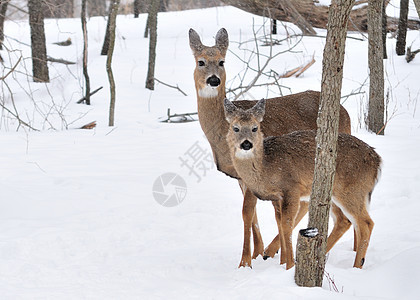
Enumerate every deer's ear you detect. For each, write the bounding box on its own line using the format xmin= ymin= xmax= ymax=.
xmin=223 ymin=98 xmax=237 ymax=123
xmin=251 ymin=99 xmax=266 ymax=123
xmin=189 ymin=28 xmax=203 ymax=54
xmin=215 ymin=28 xmax=229 ymax=56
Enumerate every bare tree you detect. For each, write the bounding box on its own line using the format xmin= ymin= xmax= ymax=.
xmin=145 ymin=0 xmax=159 ymax=90
xmin=28 ymin=0 xmax=49 ymax=82
xmin=367 ymin=0 xmax=385 ymax=134
xmin=81 ymin=0 xmax=91 ymax=105
xmin=221 ymin=0 xmax=420 ymax=32
xmin=295 ymin=0 xmax=355 ymax=287
xmin=42 ymin=0 xmax=73 ymax=18
xmin=396 ymin=0 xmax=409 ymax=55
xmin=0 ymin=0 xmax=9 ymax=51
xmin=107 ymin=0 xmax=120 ymax=126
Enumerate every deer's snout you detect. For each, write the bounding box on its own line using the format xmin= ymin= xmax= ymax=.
xmin=206 ymin=75 xmax=221 ymax=87
xmin=240 ymin=140 xmax=253 ymax=151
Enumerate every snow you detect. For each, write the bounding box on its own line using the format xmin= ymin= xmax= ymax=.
xmin=1 ymin=2 xmax=420 ymax=299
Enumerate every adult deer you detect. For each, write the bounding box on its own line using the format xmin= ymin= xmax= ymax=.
xmin=189 ymin=28 xmax=352 ymax=268
xmin=223 ymin=98 xmax=381 ymax=269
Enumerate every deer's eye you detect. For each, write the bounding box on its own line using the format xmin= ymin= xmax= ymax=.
xmin=233 ymin=126 xmax=239 ymax=132
xmin=219 ymin=60 xmax=225 ymax=67
xmin=252 ymin=126 xmax=258 ymax=132
xmin=198 ymin=60 xmax=205 ymax=67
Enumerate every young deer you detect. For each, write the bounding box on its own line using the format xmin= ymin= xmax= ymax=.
xmin=223 ymin=98 xmax=381 ymax=269
xmin=189 ymin=28 xmax=352 ymax=268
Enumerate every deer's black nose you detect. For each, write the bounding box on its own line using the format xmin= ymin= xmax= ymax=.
xmin=206 ymin=75 xmax=221 ymax=87
xmin=240 ymin=140 xmax=253 ymax=151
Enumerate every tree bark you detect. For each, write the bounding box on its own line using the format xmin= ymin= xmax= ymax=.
xmin=382 ymin=0 xmax=387 ymax=59
xmin=101 ymin=5 xmax=112 ymax=56
xmin=134 ymin=0 xmax=141 ymax=18
xmin=220 ymin=0 xmax=420 ymax=32
xmin=396 ymin=0 xmax=409 ymax=55
xmin=368 ymin=0 xmax=385 ymax=135
xmin=145 ymin=0 xmax=159 ymax=90
xmin=28 ymin=0 xmax=49 ymax=82
xmin=81 ymin=0 xmax=91 ymax=105
xmin=0 ymin=0 xmax=9 ymax=50
xmin=107 ymin=0 xmax=120 ymax=126
xmin=295 ymin=0 xmax=354 ymax=288
xmin=413 ymin=0 xmax=420 ymax=19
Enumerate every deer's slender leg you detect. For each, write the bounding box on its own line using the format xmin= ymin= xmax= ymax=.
xmin=238 ymin=180 xmax=264 ymax=260
xmin=238 ymin=187 xmax=258 ymax=268
xmin=263 ymin=201 xmax=308 ymax=259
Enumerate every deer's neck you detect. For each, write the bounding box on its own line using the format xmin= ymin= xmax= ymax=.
xmin=230 ymin=144 xmax=264 ymax=193
xmin=196 ymin=88 xmax=239 ymax=178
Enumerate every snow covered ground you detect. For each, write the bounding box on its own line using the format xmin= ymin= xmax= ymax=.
xmin=0 ymin=2 xmax=420 ymax=299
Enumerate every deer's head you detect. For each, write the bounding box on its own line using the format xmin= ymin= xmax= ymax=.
xmin=189 ymin=28 xmax=228 ymax=98
xmin=223 ymin=98 xmax=266 ymax=159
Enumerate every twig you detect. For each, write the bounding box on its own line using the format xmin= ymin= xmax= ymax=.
xmin=154 ymin=78 xmax=187 ymax=96
xmin=77 ymin=86 xmax=103 ymax=104
xmin=295 ymin=56 xmax=315 ymax=77
xmin=0 ymin=98 xmax=39 ymax=131
xmin=406 ymin=46 xmax=420 ymax=63
xmin=47 ymin=56 xmax=76 ymax=65
xmin=160 ymin=108 xmax=198 ymax=123
xmin=0 ymin=55 xmax=22 ymax=80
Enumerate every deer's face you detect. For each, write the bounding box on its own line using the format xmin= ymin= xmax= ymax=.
xmin=189 ymin=28 xmax=228 ymax=98
xmin=223 ymin=99 xmax=266 ymax=160
xmin=228 ymin=116 xmax=262 ymax=159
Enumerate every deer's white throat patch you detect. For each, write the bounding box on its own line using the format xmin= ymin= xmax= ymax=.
xmin=198 ymin=85 xmax=219 ymax=98
xmin=235 ymin=149 xmax=255 ymax=159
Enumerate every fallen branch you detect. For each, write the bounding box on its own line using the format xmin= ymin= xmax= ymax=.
xmin=47 ymin=56 xmax=76 ymax=65
xmin=280 ymin=56 xmax=315 ymax=78
xmin=406 ymin=46 xmax=420 ymax=63
xmin=80 ymin=121 xmax=97 ymax=129
xmin=154 ymin=78 xmax=187 ymax=96
xmin=53 ymin=37 xmax=72 ymax=46
xmin=295 ymin=56 xmax=315 ymax=77
xmin=160 ymin=108 xmax=197 ymax=123
xmin=77 ymin=86 xmax=103 ymax=104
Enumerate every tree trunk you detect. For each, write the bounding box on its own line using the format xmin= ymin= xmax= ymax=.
xmin=145 ymin=0 xmax=159 ymax=90
xmin=107 ymin=0 xmax=119 ymax=126
xmin=413 ymin=0 xmax=420 ymax=19
xmin=367 ymin=0 xmax=385 ymax=135
xmin=220 ymin=0 xmax=420 ymax=32
xmin=28 ymin=0 xmax=49 ymax=82
xmin=134 ymin=0 xmax=141 ymax=18
xmin=382 ymin=0 xmax=387 ymax=59
xmin=0 ymin=0 xmax=9 ymax=51
xmin=88 ymin=0 xmax=107 ymax=17
xmin=295 ymin=0 xmax=354 ymax=288
xmin=81 ymin=0 xmax=91 ymax=105
xmin=101 ymin=5 xmax=112 ymax=56
xmin=396 ymin=0 xmax=409 ymax=55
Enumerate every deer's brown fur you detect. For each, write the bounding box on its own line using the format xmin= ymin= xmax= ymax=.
xmin=189 ymin=28 xmax=352 ymax=268
xmin=224 ymin=99 xmax=381 ymax=269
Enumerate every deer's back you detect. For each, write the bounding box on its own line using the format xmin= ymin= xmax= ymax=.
xmin=235 ymin=90 xmax=351 ymax=136
xmin=262 ymin=130 xmax=381 ymax=196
